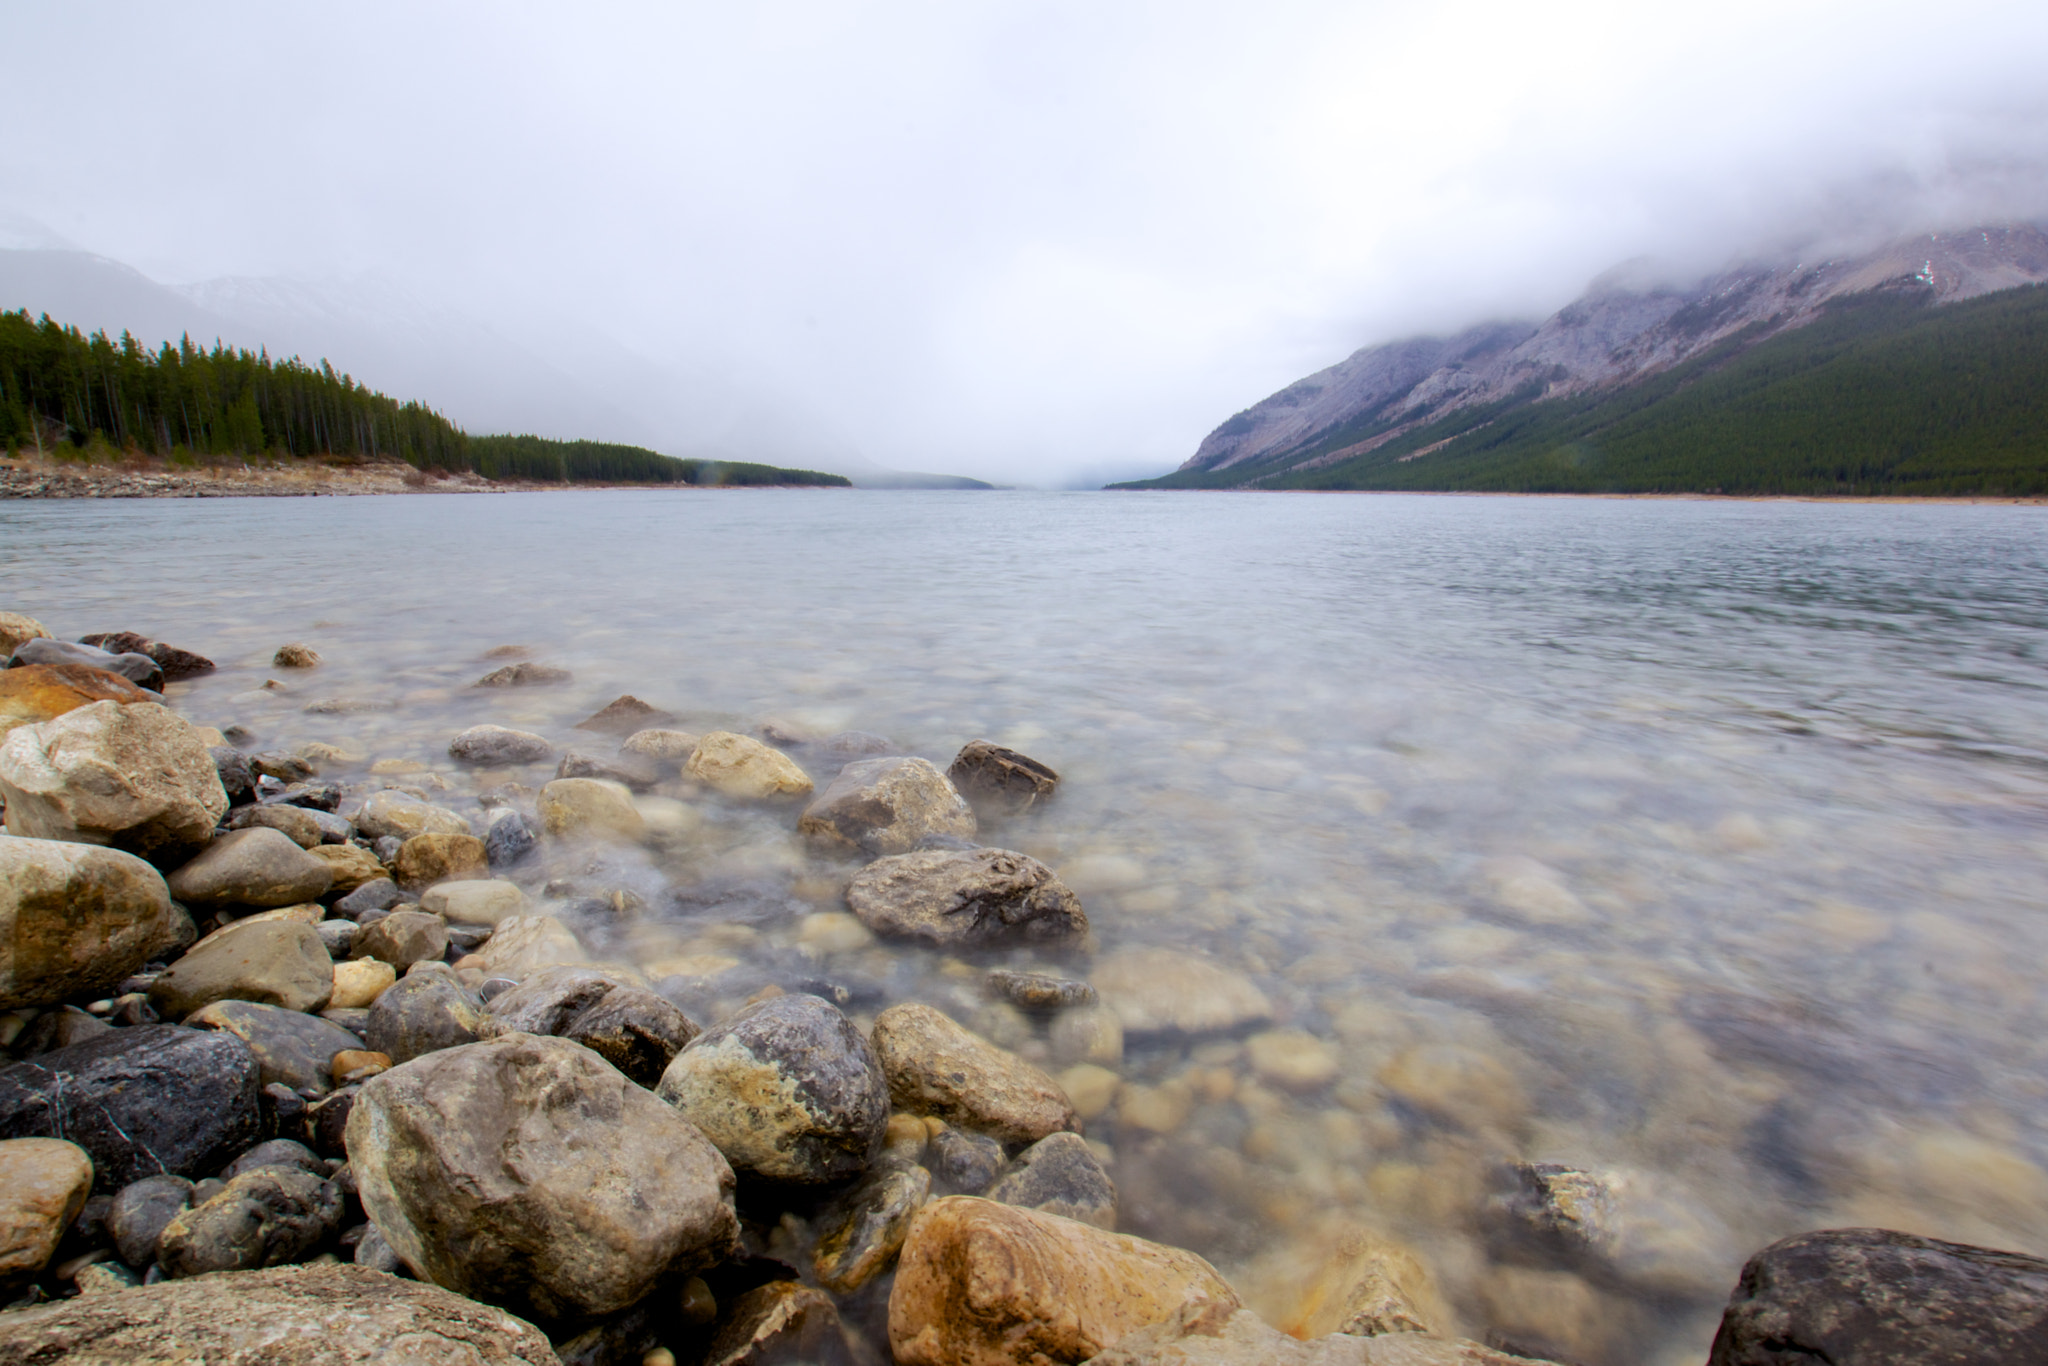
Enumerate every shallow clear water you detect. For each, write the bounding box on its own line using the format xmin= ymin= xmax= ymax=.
xmin=6 ymin=488 xmax=2048 ymax=1362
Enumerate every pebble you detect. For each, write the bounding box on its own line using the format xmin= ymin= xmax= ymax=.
xmin=1058 ymin=1064 xmax=1123 ymax=1121
xmin=354 ymin=791 xmax=473 ymax=840
xmin=272 ymin=643 xmax=322 ymax=668
xmin=106 ymin=1174 xmax=194 ymax=1268
xmin=329 ymin=958 xmax=397 ymax=1010
xmin=928 ymin=1127 xmax=1005 ymax=1194
xmin=306 ymin=843 xmax=387 ymax=894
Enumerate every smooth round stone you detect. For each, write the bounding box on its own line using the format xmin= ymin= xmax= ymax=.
xmin=307 ymin=843 xmax=386 ymax=895
xmin=329 ymin=958 xmax=398 ymax=1010
xmin=184 ymin=998 xmax=365 ymax=1094
xmin=468 ymin=915 xmax=588 ymax=978
xmin=8 ymin=637 xmax=163 ymax=691
xmin=683 ymin=731 xmax=814 ymax=800
xmin=315 ymin=919 xmax=356 ymax=958
xmin=165 ymin=828 xmax=335 ymax=909
xmin=797 ymin=756 xmax=976 ymax=856
xmin=870 ymin=1004 xmax=1079 ymax=1146
xmin=335 ymin=878 xmax=402 ymax=918
xmin=420 ymin=879 xmax=528 ymax=926
xmin=0 ymin=837 xmax=186 ymax=1012
xmin=449 ymin=725 xmax=554 ymax=766
xmin=147 ymin=920 xmax=335 ymax=1019
xmin=363 ymin=967 xmax=488 ymax=1066
xmin=537 ymin=778 xmax=646 ymax=842
xmin=272 ymin=643 xmax=322 ymax=668
xmin=352 ymin=792 xmax=473 ymax=841
xmin=391 ymin=834 xmax=490 ymax=891
xmin=106 ymin=1174 xmax=193 ymax=1268
xmin=0 ymin=1137 xmax=95 ymax=1287
xmin=351 ymin=911 xmax=450 ymax=971
xmin=224 ymin=803 xmax=322 ymax=849
xmin=1245 ymin=1029 xmax=1341 ymax=1092
xmin=986 ymin=969 xmax=1098 ymax=1012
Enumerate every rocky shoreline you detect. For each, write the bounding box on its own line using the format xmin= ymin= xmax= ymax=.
xmin=0 ymin=456 xmax=766 ymax=500
xmin=0 ymin=610 xmax=2042 ymax=1365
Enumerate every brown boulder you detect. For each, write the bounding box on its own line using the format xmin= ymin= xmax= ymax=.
xmin=0 ymin=701 xmax=228 ymax=863
xmin=798 ymin=756 xmax=976 ymax=855
xmin=949 ymin=740 xmax=1060 ymax=817
xmin=78 ymin=632 xmax=217 ymax=681
xmin=0 ymin=1138 xmax=94 ymax=1289
xmin=0 ymin=663 xmax=151 ymax=742
xmin=575 ymin=695 xmax=675 ymax=733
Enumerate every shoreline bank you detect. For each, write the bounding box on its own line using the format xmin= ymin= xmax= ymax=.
xmin=0 ymin=456 xmax=849 ymax=500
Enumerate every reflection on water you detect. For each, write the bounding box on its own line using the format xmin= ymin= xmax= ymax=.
xmin=7 ymin=489 xmax=2047 ymax=1363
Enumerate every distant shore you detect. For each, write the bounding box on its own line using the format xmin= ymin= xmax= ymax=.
xmin=0 ymin=455 xmax=849 ymax=499
xmin=1119 ymin=484 xmax=2048 ymax=506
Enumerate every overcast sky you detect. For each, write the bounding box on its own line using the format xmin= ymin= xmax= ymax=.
xmin=5 ymin=1 xmax=2047 ymax=484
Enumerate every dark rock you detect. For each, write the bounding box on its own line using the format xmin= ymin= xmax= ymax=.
xmin=656 ymin=993 xmax=889 ymax=1186
xmin=184 ymin=999 xmax=364 ymax=1095
xmin=797 ymin=756 xmax=977 ymax=856
xmin=363 ymin=967 xmax=487 ymax=1065
xmin=703 ymin=1280 xmax=859 ymax=1366
xmin=485 ymin=810 xmax=539 ymax=869
xmin=210 ymin=746 xmax=255 ymax=805
xmin=554 ymin=751 xmax=659 ymax=791
xmin=475 ymin=662 xmax=572 ymax=688
xmin=77 ymin=633 xmax=216 ymax=681
xmin=813 ymin=1161 xmax=932 ymax=1293
xmin=551 ymin=1304 xmax=660 ymax=1366
xmin=9 ymin=637 xmax=163 ymax=692
xmin=929 ymin=1128 xmax=1004 ymax=1194
xmin=261 ymin=1081 xmax=308 ymax=1140
xmin=371 ymin=835 xmax=403 ymax=864
xmin=315 ymin=919 xmax=356 ymax=958
xmin=353 ymin=1220 xmax=405 ymax=1274
xmin=1708 ymin=1227 xmax=2048 ymax=1365
xmin=0 ymin=1025 xmax=261 ymax=1191
xmin=988 ymin=1131 xmax=1117 ymax=1229
xmin=449 ymin=724 xmax=555 ymax=765
xmin=350 ymin=910 xmax=449 ymax=970
xmin=225 ymin=1138 xmax=325 ymax=1180
xmin=563 ymin=987 xmax=699 ymax=1087
xmin=265 ymin=782 xmax=342 ymax=813
xmin=948 ymin=740 xmax=1059 ymax=817
xmin=574 ymin=695 xmax=674 ymax=734
xmin=985 ymin=968 xmax=1097 ymax=1012
xmin=106 ymin=1174 xmax=193 ymax=1267
xmin=13 ymin=1006 xmax=112 ymax=1057
xmin=302 ymin=1085 xmax=360 ymax=1157
xmin=336 ymin=878 xmax=401 ymax=917
xmin=844 ymin=847 xmax=1088 ymax=947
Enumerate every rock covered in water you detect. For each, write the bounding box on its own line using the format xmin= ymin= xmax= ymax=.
xmin=351 ymin=909 xmax=450 ymax=970
xmin=106 ymin=1173 xmax=193 ymax=1268
xmin=348 ymin=1032 xmax=741 ymax=1321
xmin=0 ymin=1261 xmax=561 ymax=1364
xmin=475 ymin=661 xmax=570 ymax=688
xmin=1245 ymin=1029 xmax=1340 ymax=1093
xmin=364 ymin=964 xmax=489 ymax=1065
xmin=166 ymin=827 xmax=336 ymax=908
xmin=1707 ymin=1227 xmax=2048 ymax=1365
xmin=0 ymin=701 xmax=227 ymax=863
xmin=8 ymin=636 xmax=165 ymax=691
xmin=148 ymin=919 xmax=334 ymax=1018
xmin=554 ymin=750 xmax=660 ymax=791
xmin=0 ymin=1138 xmax=94 ymax=1289
xmin=392 ymin=832 xmax=491 ymax=890
xmin=537 ymin=776 xmax=645 ymax=842
xmin=353 ymin=790 xmax=473 ymax=840
xmin=1091 ymin=946 xmax=1272 ymax=1037
xmin=1087 ymin=1300 xmax=1561 ymax=1365
xmin=845 ymin=847 xmax=1088 ymax=947
xmin=987 ymin=968 xmax=1098 ymax=1012
xmin=685 ymin=730 xmax=815 ymax=800
xmin=576 ymin=695 xmax=675 ymax=733
xmin=0 ymin=1025 xmax=261 ymax=1190
xmin=449 ymin=724 xmax=555 ymax=765
xmin=77 ymin=631 xmax=216 ymax=681
xmin=156 ymin=1165 xmax=345 ymax=1276
xmin=948 ymin=740 xmax=1060 ymax=817
xmin=887 ymin=1195 xmax=1241 ymax=1366
xmin=1240 ymin=1223 xmax=1450 ymax=1340
xmin=0 ymin=663 xmax=152 ymax=744
xmin=703 ymin=1280 xmax=858 ymax=1366
xmin=185 ymin=998 xmax=365 ymax=1094
xmin=657 ymin=993 xmax=889 ymax=1185
xmin=798 ymin=756 xmax=977 ymax=855
xmin=468 ymin=914 xmax=588 ymax=977
xmin=620 ymin=728 xmax=700 ymax=764
xmin=272 ymin=643 xmax=322 ymax=668
xmin=814 ymin=1161 xmax=934 ymax=1293
xmin=0 ymin=837 xmax=186 ymax=1011
xmin=871 ymin=1003 xmax=1080 ymax=1145
xmin=1487 ymin=1160 xmax=1732 ymax=1297
xmin=988 ymin=1131 xmax=1117 ymax=1229
xmin=484 ymin=808 xmax=540 ymax=869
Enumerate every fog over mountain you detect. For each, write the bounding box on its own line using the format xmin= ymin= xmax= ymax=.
xmin=3 ymin=2 xmax=2046 ymax=487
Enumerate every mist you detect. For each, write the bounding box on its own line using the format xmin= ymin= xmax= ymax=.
xmin=4 ymin=0 xmax=2046 ymax=486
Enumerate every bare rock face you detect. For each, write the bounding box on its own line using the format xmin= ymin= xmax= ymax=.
xmin=1091 ymin=947 xmax=1272 ymax=1037
xmin=1707 ymin=1227 xmax=2048 ymax=1366
xmin=657 ymin=993 xmax=889 ymax=1185
xmin=888 ymin=1195 xmax=1240 ymax=1366
xmin=167 ymin=828 xmax=336 ymax=909
xmin=685 ymin=730 xmax=814 ymax=800
xmin=348 ymin=1032 xmax=740 ymax=1322
xmin=0 ymin=837 xmax=186 ymax=1011
xmin=0 ymin=1261 xmax=562 ymax=1364
xmin=845 ymin=848 xmax=1087 ymax=947
xmin=871 ymin=1004 xmax=1079 ymax=1146
xmin=0 ymin=700 xmax=228 ymax=864
xmin=0 ymin=1138 xmax=94 ymax=1290
xmin=148 ymin=919 xmax=335 ymax=1019
xmin=798 ymin=756 xmax=977 ymax=856
xmin=0 ymin=662 xmax=152 ymax=744
xmin=948 ymin=741 xmax=1060 ymax=818
xmin=1084 ymin=1300 xmax=1564 ymax=1365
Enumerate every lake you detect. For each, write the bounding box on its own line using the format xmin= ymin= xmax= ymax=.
xmin=5 ymin=488 xmax=2046 ymax=1363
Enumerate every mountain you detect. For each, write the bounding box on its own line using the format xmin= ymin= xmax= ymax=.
xmin=1120 ymin=225 xmax=2048 ymax=495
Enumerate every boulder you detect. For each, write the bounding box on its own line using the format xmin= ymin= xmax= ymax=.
xmin=846 ymin=847 xmax=1088 ymax=947
xmin=166 ymin=827 xmax=336 ymax=908
xmin=392 ymin=832 xmax=490 ymax=890
xmin=474 ymin=662 xmax=570 ymax=687
xmin=1091 ymin=947 xmax=1272 ymax=1036
xmin=798 ymin=756 xmax=977 ymax=855
xmin=888 ymin=1196 xmax=1240 ymax=1366
xmin=0 ymin=663 xmax=151 ymax=743
xmin=422 ymin=879 xmax=528 ymax=925
xmin=0 ymin=1025 xmax=261 ymax=1190
xmin=227 ymin=802 xmax=324 ymax=848
xmin=948 ymin=740 xmax=1060 ymax=817
xmin=537 ymin=777 xmax=645 ymax=842
xmin=307 ymin=842 xmax=387 ymax=894
xmin=575 ymin=695 xmax=674 ymax=734
xmin=814 ymin=1161 xmax=933 ymax=1293
xmin=1707 ymin=1227 xmax=2048 ymax=1365
xmin=1084 ymin=1301 xmax=1562 ymax=1366
xmin=989 ymin=1132 xmax=1117 ymax=1229
xmin=148 ymin=920 xmax=334 ymax=1018
xmin=106 ymin=1173 xmax=193 ymax=1268
xmin=353 ymin=791 xmax=473 ymax=840
xmin=351 ymin=910 xmax=450 ymax=971
xmin=76 ymin=631 xmax=216 ymax=681
xmin=185 ymin=999 xmax=365 ymax=1094
xmin=871 ymin=1004 xmax=1079 ymax=1145
xmin=684 ymin=730 xmax=814 ymax=800
xmin=0 ymin=836 xmax=186 ymax=1011
xmin=656 ymin=993 xmax=889 ymax=1185
xmin=9 ymin=636 xmax=164 ymax=691
xmin=0 ymin=611 xmax=51 ymax=657
xmin=703 ymin=1281 xmax=856 ymax=1366
xmin=562 ymin=987 xmax=699 ymax=1088
xmin=272 ymin=643 xmax=322 ymax=668
xmin=468 ymin=915 xmax=588 ymax=977
xmin=0 ymin=1261 xmax=560 ymax=1363
xmin=449 ymin=724 xmax=555 ymax=766
xmin=0 ymin=701 xmax=228 ymax=863
xmin=619 ymin=728 xmax=699 ymax=764
xmin=0 ymin=1138 xmax=94 ymax=1288
xmin=348 ymin=1032 xmax=740 ymax=1321
xmin=363 ymin=966 xmax=489 ymax=1065
xmin=157 ymin=1166 xmax=345 ymax=1276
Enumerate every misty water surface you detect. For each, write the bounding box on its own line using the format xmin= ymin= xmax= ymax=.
xmin=5 ymin=489 xmax=2047 ymax=1364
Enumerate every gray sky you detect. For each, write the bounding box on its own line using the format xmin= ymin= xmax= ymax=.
xmin=5 ymin=1 xmax=2048 ymax=485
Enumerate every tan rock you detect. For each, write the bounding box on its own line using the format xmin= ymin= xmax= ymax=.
xmin=537 ymin=777 xmax=645 ymax=842
xmin=1377 ymin=1045 xmax=1528 ymax=1136
xmin=272 ymin=643 xmax=321 ymax=668
xmin=421 ymin=879 xmax=529 ymax=925
xmin=392 ymin=833 xmax=490 ymax=891
xmin=353 ymin=791 xmax=472 ymax=840
xmin=0 ymin=611 xmax=53 ymax=657
xmin=798 ymin=756 xmax=976 ymax=855
xmin=147 ymin=919 xmax=334 ymax=1018
xmin=306 ymin=841 xmax=386 ymax=894
xmin=871 ymin=1004 xmax=1078 ymax=1145
xmin=0 ymin=663 xmax=151 ymax=743
xmin=471 ymin=914 xmax=588 ymax=977
xmin=685 ymin=730 xmax=814 ymax=800
xmin=1060 ymin=1064 xmax=1123 ymax=1122
xmin=620 ymin=728 xmax=700 ymax=764
xmin=1236 ymin=1223 xmax=1449 ymax=1339
xmin=0 ymin=837 xmax=185 ymax=1011
xmin=889 ymin=1196 xmax=1239 ymax=1366
xmin=329 ymin=958 xmax=397 ymax=1009
xmin=0 ymin=701 xmax=228 ymax=863
xmin=1093 ymin=947 xmax=1273 ymax=1037
xmin=846 ymin=847 xmax=1087 ymax=948
xmin=352 ymin=910 xmax=449 ymax=970
xmin=0 ymin=1138 xmax=94 ymax=1287
xmin=1245 ymin=1030 xmax=1340 ymax=1093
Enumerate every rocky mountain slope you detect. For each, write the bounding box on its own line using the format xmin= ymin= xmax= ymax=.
xmin=1165 ymin=225 xmax=2048 ymax=485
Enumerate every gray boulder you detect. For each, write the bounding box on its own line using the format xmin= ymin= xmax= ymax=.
xmin=348 ymin=1032 xmax=740 ymax=1321
xmin=797 ymin=756 xmax=976 ymax=856
xmin=0 ymin=836 xmax=187 ymax=1011
xmin=147 ymin=919 xmax=334 ymax=1019
xmin=656 ymin=993 xmax=889 ymax=1185
xmin=0 ymin=701 xmax=228 ymax=864
xmin=166 ymin=827 xmax=335 ymax=909
xmin=363 ymin=965 xmax=488 ymax=1065
xmin=157 ymin=1166 xmax=345 ymax=1276
xmin=845 ymin=846 xmax=1087 ymax=947
xmin=9 ymin=636 xmax=164 ymax=690
xmin=106 ymin=1174 xmax=193 ymax=1267
xmin=184 ymin=999 xmax=364 ymax=1094
xmin=449 ymin=724 xmax=555 ymax=766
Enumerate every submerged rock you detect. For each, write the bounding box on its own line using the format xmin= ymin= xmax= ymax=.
xmin=348 ymin=1032 xmax=740 ymax=1321
xmin=988 ymin=1131 xmax=1117 ymax=1229
xmin=77 ymin=631 xmax=216 ymax=681
xmin=871 ymin=1003 xmax=1080 ymax=1145
xmin=947 ymin=740 xmax=1060 ymax=817
xmin=0 ymin=701 xmax=228 ymax=863
xmin=1091 ymin=947 xmax=1272 ymax=1037
xmin=475 ymin=662 xmax=571 ymax=687
xmin=576 ymin=695 xmax=675 ymax=734
xmin=798 ymin=756 xmax=977 ymax=856
xmin=987 ymin=968 xmax=1098 ymax=1012
xmin=1086 ymin=1301 xmax=1561 ymax=1365
xmin=9 ymin=636 xmax=164 ymax=691
xmin=537 ymin=776 xmax=646 ymax=842
xmin=468 ymin=914 xmax=588 ymax=978
xmin=484 ymin=809 xmax=540 ymax=869
xmin=845 ymin=847 xmax=1088 ymax=947
xmin=0 ymin=837 xmax=185 ymax=1011
xmin=272 ymin=643 xmax=322 ymax=668
xmin=421 ymin=878 xmax=528 ymax=925
xmin=353 ymin=791 xmax=473 ymax=840
xmin=449 ymin=724 xmax=555 ymax=765
xmin=620 ymin=728 xmax=700 ymax=765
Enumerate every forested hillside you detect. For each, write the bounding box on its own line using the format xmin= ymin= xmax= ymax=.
xmin=0 ymin=309 xmax=847 ymax=487
xmin=1116 ymin=282 xmax=2048 ymax=496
